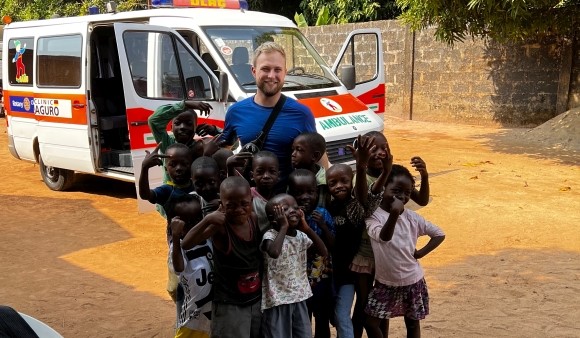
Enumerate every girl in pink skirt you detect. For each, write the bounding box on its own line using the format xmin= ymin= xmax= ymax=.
xmin=364 ymin=165 xmax=445 ymax=338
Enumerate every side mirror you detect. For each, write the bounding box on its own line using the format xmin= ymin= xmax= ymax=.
xmin=340 ymin=65 xmax=356 ymax=90
xmin=218 ymin=71 xmax=229 ymax=103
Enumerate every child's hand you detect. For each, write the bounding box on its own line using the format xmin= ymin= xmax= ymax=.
xmin=197 ymin=123 xmax=219 ymax=136
xmin=205 ymin=205 xmax=226 ymax=226
xmin=203 ymin=198 xmax=221 ymax=214
xmin=170 ymin=216 xmax=185 ymax=239
xmin=185 ymin=100 xmax=212 ymax=116
xmin=413 ymin=249 xmax=424 ymax=260
xmin=390 ymin=197 xmax=405 ymax=214
xmin=311 ymin=210 xmax=327 ymax=230
xmin=297 ymin=209 xmax=309 ymax=232
xmin=383 ymin=196 xmax=405 ymax=215
xmin=273 ymin=204 xmax=289 ymax=230
xmin=142 ymin=143 xmax=168 ymax=169
xmin=347 ymin=135 xmax=375 ymax=167
xmin=381 ymin=150 xmax=393 ymax=176
xmin=226 ymin=152 xmax=253 ymax=170
xmin=411 ymin=156 xmax=428 ymax=178
xmin=202 ymin=133 xmax=225 ymax=156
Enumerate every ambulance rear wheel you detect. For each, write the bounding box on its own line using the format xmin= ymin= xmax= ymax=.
xmin=39 ymin=154 xmax=74 ymax=191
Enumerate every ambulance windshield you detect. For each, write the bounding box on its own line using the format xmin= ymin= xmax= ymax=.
xmin=204 ymin=26 xmax=340 ymax=91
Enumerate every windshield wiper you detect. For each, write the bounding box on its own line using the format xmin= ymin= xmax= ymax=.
xmin=240 ymin=79 xmax=310 ymax=90
xmin=240 ymin=80 xmax=256 ymax=86
xmin=284 ymin=80 xmax=310 ymax=90
xmin=295 ymin=72 xmax=330 ymax=81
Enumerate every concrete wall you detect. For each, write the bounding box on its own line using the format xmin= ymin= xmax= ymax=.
xmin=301 ymin=21 xmax=580 ymax=127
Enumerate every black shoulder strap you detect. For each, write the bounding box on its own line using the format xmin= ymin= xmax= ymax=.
xmin=254 ymin=94 xmax=287 ymax=147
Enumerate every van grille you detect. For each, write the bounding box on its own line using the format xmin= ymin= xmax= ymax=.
xmin=326 ymin=137 xmax=356 ymax=164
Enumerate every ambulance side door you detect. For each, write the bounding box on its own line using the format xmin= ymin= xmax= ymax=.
xmin=113 ymin=23 xmax=225 ymax=212
xmin=332 ymin=29 xmax=385 ymax=116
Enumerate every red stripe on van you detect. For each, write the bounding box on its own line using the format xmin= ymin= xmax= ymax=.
xmin=356 ymin=83 xmax=385 ymax=114
xmin=126 ymin=107 xmax=225 ymax=150
xmin=297 ymin=93 xmax=369 ymax=118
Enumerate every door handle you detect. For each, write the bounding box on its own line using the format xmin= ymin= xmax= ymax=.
xmin=130 ymin=121 xmax=148 ymax=126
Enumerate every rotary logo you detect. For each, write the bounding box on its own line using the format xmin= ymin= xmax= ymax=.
xmin=320 ymin=98 xmax=342 ymax=113
xmin=23 ymin=97 xmax=31 ymax=111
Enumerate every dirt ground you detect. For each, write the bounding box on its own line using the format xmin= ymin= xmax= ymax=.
xmin=0 ymin=115 xmax=578 ymax=338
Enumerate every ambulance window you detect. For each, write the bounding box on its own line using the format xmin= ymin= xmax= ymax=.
xmin=7 ymin=37 xmax=34 ymax=86
xmin=37 ymin=35 xmax=82 ymax=87
xmin=124 ymin=32 xmax=149 ymax=97
xmin=161 ymin=33 xmax=184 ymax=99
xmin=334 ymin=33 xmax=378 ymax=85
xmin=175 ymin=40 xmax=213 ymax=100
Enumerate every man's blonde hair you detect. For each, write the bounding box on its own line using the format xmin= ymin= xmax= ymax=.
xmin=252 ymin=41 xmax=286 ymax=66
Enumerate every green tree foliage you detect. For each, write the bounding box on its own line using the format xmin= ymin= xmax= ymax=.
xmin=397 ymin=0 xmax=580 ymax=44
xmin=294 ymin=6 xmax=334 ymax=27
xmin=0 ymin=0 xmax=147 ymax=21
xmin=297 ymin=0 xmax=400 ymax=26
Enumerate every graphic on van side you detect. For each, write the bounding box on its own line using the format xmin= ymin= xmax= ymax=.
xmin=12 ymin=40 xmax=28 ymax=83
xmin=10 ymin=96 xmax=34 ymax=113
xmin=320 ymin=98 xmax=342 ymax=113
xmin=9 ymin=96 xmax=72 ymax=117
xmin=8 ymin=38 xmax=34 ymax=86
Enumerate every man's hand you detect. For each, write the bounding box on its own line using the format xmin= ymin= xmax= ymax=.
xmin=185 ymin=100 xmax=212 ymax=116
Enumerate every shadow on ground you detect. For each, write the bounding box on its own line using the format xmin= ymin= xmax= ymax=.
xmin=68 ymin=174 xmax=138 ymax=200
xmin=0 ymin=195 xmax=173 ymax=337
xmin=472 ymin=129 xmax=579 ymax=165
xmin=421 ymin=248 xmax=580 ymax=338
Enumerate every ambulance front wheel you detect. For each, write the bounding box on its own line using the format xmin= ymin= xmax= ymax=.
xmin=39 ymin=154 xmax=74 ymax=191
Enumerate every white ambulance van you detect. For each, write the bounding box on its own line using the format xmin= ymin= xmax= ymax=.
xmin=2 ymin=1 xmax=385 ymax=212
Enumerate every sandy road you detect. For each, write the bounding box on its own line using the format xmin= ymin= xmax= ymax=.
xmin=0 ymin=116 xmax=578 ymax=337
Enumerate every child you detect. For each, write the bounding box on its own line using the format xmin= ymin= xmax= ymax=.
xmin=351 ymin=131 xmax=427 ymax=338
xmin=261 ymin=193 xmax=328 ymax=338
xmin=288 ymin=169 xmax=336 ymax=338
xmin=148 ymin=100 xmax=212 ymax=185
xmin=361 ymin=131 xmax=429 ymax=207
xmin=138 ymin=142 xmax=195 ymax=316
xmin=190 ymin=156 xmax=221 ymax=215
xmin=167 ymin=194 xmax=213 ymax=338
xmin=138 ymin=143 xmax=194 ymax=217
xmin=291 ymin=131 xmax=328 ymax=207
xmin=181 ymin=176 xmax=262 ymax=338
xmin=211 ymin=148 xmax=234 ymax=183
xmin=326 ymin=135 xmax=389 ymax=338
xmin=365 ymin=164 xmax=445 ymax=338
xmin=250 ymin=151 xmax=280 ymax=233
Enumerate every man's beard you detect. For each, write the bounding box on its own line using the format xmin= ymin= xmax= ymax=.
xmin=257 ymin=79 xmax=284 ymax=97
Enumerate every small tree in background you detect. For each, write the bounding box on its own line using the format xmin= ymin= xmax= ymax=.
xmin=0 ymin=0 xmax=147 ymax=20
xmin=396 ymin=0 xmax=580 ymax=44
xmin=297 ymin=0 xmax=400 ymax=26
